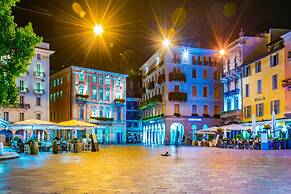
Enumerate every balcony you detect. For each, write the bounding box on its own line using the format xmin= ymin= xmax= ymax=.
xmin=18 ymin=103 xmax=30 ymax=109
xmin=33 ymin=71 xmax=46 ymax=79
xmin=33 ymin=89 xmax=45 ymax=95
xmin=169 ymin=72 xmax=186 ymax=82
xmin=224 ymin=88 xmax=240 ymax=97
xmin=220 ymin=109 xmax=242 ymax=120
xmin=140 ymin=94 xmax=162 ymax=110
xmin=18 ymin=87 xmax=29 ymax=94
xmin=76 ymin=94 xmax=89 ymax=104
xmin=113 ymin=98 xmax=125 ymax=104
xmin=158 ymin=74 xmax=165 ymax=84
xmin=221 ymin=68 xmax=240 ymax=80
xmin=90 ymin=117 xmax=114 ymax=123
xmin=168 ymin=92 xmax=187 ymax=102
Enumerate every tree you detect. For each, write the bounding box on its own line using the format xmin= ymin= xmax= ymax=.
xmin=0 ymin=0 xmax=42 ymax=106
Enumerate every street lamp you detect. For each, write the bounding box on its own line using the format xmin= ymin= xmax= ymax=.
xmin=93 ymin=24 xmax=104 ymax=36
xmin=219 ymin=49 xmax=226 ymax=56
xmin=162 ymin=38 xmax=171 ymax=47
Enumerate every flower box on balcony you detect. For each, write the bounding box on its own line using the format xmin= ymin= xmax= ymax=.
xmin=191 ymin=113 xmax=199 ymax=117
xmin=18 ymin=103 xmax=30 ymax=109
xmin=158 ymin=74 xmax=165 ymax=84
xmin=169 ymin=72 xmax=186 ymax=82
xmin=142 ymin=113 xmax=164 ymax=121
xmin=139 ymin=94 xmax=162 ymax=109
xmin=90 ymin=117 xmax=114 ymax=121
xmin=203 ymin=114 xmax=210 ymax=118
xmin=174 ymin=113 xmax=181 ymax=117
xmin=213 ymin=114 xmax=220 ymax=118
xmin=76 ymin=94 xmax=89 ymax=98
xmin=168 ymin=92 xmax=187 ymax=101
xmin=147 ymin=81 xmax=155 ymax=90
xmin=114 ymin=98 xmax=125 ymax=104
xmin=33 ymin=89 xmax=45 ymax=95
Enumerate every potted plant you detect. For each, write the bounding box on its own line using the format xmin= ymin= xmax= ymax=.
xmin=273 ymin=137 xmax=280 ymax=150
xmin=174 ymin=113 xmax=181 ymax=117
xmin=28 ymin=139 xmax=39 ymax=155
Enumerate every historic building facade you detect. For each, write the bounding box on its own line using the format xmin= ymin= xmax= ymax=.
xmin=241 ymin=30 xmax=291 ymax=135
xmin=0 ymin=43 xmax=54 ymax=123
xmin=50 ymin=66 xmax=127 ymax=144
xmin=220 ymin=32 xmax=268 ymax=124
xmin=140 ymin=46 xmax=223 ymax=145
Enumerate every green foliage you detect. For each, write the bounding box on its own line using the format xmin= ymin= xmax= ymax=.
xmin=0 ymin=0 xmax=42 ymax=106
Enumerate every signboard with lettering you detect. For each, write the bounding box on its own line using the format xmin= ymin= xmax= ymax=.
xmin=254 ymin=96 xmax=265 ymax=102
xmin=188 ymin=117 xmax=202 ymax=122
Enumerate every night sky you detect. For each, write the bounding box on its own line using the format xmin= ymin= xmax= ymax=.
xmin=13 ymin=0 xmax=291 ymax=75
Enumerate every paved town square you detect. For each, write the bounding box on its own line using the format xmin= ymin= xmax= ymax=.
xmin=1 ymin=146 xmax=291 ymax=194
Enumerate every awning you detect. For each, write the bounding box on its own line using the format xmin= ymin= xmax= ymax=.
xmin=58 ymin=120 xmax=96 ymax=130
xmin=11 ymin=119 xmax=59 ymax=130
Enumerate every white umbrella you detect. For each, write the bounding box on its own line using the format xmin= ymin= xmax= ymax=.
xmin=251 ymin=114 xmax=257 ymax=138
xmin=271 ymin=111 xmax=276 ymax=138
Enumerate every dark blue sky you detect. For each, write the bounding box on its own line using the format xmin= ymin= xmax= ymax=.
xmin=13 ymin=0 xmax=291 ymax=74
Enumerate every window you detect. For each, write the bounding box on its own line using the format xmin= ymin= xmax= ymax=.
xmin=99 ymin=88 xmax=104 ymax=101
xmin=214 ymin=86 xmax=219 ymax=97
xmin=270 ymin=53 xmax=279 ymax=67
xmin=20 ymin=96 xmax=24 ymax=104
xmin=192 ymin=56 xmax=196 ymax=64
xmin=255 ymin=61 xmax=261 ymax=73
xmin=99 ymin=77 xmax=103 ymax=84
xmin=174 ymin=104 xmax=180 ymax=114
xmin=60 ymin=91 xmax=63 ymax=99
xmin=3 ymin=112 xmax=9 ymax=121
xmin=192 ymin=86 xmax=197 ymax=97
xmin=227 ymin=98 xmax=231 ymax=111
xmin=174 ymin=85 xmax=180 ymax=92
xmin=271 ymin=100 xmax=280 ymax=114
xmin=257 ymin=80 xmax=262 ymax=94
xmin=192 ymin=105 xmax=197 ymax=114
xmin=116 ymin=79 xmax=121 ymax=86
xmin=19 ymin=80 xmax=24 ymax=90
xmin=99 ymin=106 xmax=104 ymax=117
xmin=60 ymin=78 xmax=63 ymax=85
xmin=234 ymin=96 xmax=239 ymax=109
xmin=116 ymin=106 xmax=121 ymax=121
xmin=244 ymin=65 xmax=251 ymax=77
xmin=36 ymin=97 xmax=41 ymax=106
xmin=203 ymin=86 xmax=208 ymax=97
xmin=105 ymin=76 xmax=110 ymax=85
xmin=192 ymin=69 xmax=197 ymax=78
xmin=36 ymin=82 xmax=41 ymax=92
xmin=79 ymin=85 xmax=84 ymax=95
xmin=80 ymin=72 xmax=84 ymax=82
xmin=203 ymin=105 xmax=208 ymax=114
xmin=92 ymin=87 xmax=97 ymax=100
xmin=53 ymin=80 xmax=56 ymax=87
xmin=256 ymin=103 xmax=264 ymax=117
xmin=272 ymin=75 xmax=277 ymax=90
xmin=36 ymin=114 xmax=41 ymax=120
xmin=36 ymin=53 xmax=42 ymax=60
xmin=245 ymin=84 xmax=249 ymax=97
xmin=116 ymin=91 xmax=121 ymax=99
xmin=244 ymin=106 xmax=251 ymax=118
xmin=214 ymin=71 xmax=219 ymax=80
xmin=92 ymin=75 xmax=97 ymax=83
xmin=79 ymin=108 xmax=84 ymax=120
xmin=203 ymin=70 xmax=208 ymax=79
xmin=36 ymin=63 xmax=41 ymax=75
xmin=105 ymin=107 xmax=111 ymax=118
xmin=214 ymin=105 xmax=219 ymax=115
xmin=19 ymin=113 xmax=24 ymax=121
xmin=105 ymin=89 xmax=110 ymax=101
xmin=92 ymin=109 xmax=98 ymax=117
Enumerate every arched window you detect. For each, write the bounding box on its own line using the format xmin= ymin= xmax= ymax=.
xmin=80 ymin=71 xmax=84 ymax=82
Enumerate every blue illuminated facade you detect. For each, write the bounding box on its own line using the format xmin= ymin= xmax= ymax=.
xmin=140 ymin=46 xmax=223 ymax=145
xmin=220 ymin=33 xmax=268 ymax=124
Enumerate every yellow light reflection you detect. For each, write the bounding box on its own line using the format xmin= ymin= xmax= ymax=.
xmin=93 ymin=24 xmax=104 ymax=36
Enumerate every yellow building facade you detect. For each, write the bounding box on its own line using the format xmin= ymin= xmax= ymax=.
xmin=242 ymin=48 xmax=286 ymax=123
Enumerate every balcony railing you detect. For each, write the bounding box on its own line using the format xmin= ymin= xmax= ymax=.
xmin=33 ymin=89 xmax=45 ymax=95
xmin=168 ymin=92 xmax=187 ymax=102
xmin=33 ymin=71 xmax=46 ymax=79
xmin=18 ymin=87 xmax=29 ymax=94
xmin=220 ymin=109 xmax=242 ymax=119
xmin=282 ymin=78 xmax=291 ymax=88
xmin=18 ymin=103 xmax=30 ymax=109
xmin=169 ymin=72 xmax=186 ymax=82
xmin=224 ymin=88 xmax=240 ymax=97
xmin=140 ymin=94 xmax=162 ymax=110
xmin=90 ymin=117 xmax=114 ymax=122
xmin=221 ymin=68 xmax=240 ymax=78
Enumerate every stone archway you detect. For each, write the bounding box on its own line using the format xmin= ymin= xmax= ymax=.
xmin=170 ymin=123 xmax=185 ymax=145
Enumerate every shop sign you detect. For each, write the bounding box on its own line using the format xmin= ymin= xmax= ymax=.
xmin=254 ymin=96 xmax=265 ymax=102
xmin=188 ymin=117 xmax=202 ymax=122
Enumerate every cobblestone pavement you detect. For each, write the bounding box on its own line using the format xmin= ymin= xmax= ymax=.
xmin=1 ymin=145 xmax=291 ymax=194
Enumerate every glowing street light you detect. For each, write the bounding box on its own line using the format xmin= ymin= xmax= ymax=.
xmin=219 ymin=49 xmax=226 ymax=56
xmin=162 ymin=38 xmax=171 ymax=47
xmin=93 ymin=24 xmax=104 ymax=36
